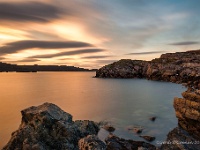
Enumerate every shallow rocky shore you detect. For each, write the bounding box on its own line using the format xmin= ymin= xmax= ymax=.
xmin=3 ymin=103 xmax=156 ymax=150
xmin=96 ymin=50 xmax=200 ymax=149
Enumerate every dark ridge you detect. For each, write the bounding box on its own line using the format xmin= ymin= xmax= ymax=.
xmin=0 ymin=62 xmax=93 ymax=72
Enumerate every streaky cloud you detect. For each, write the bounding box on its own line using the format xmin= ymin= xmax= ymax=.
xmin=169 ymin=41 xmax=199 ymax=45
xmin=126 ymin=51 xmax=164 ymax=55
xmin=0 ymin=2 xmax=62 ymax=22
xmin=29 ymin=49 xmax=105 ymax=58
xmin=17 ymin=58 xmax=40 ymax=63
xmin=81 ymin=55 xmax=111 ymax=59
xmin=6 ymin=58 xmax=40 ymax=63
xmin=96 ymin=60 xmax=118 ymax=64
xmin=0 ymin=40 xmax=92 ymax=55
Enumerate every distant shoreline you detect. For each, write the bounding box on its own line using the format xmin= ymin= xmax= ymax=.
xmin=0 ymin=62 xmax=97 ymax=72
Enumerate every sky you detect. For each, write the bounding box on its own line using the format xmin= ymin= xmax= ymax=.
xmin=0 ymin=0 xmax=200 ymax=69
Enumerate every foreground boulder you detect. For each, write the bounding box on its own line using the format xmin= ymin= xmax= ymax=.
xmin=3 ymin=103 xmax=157 ymax=150
xmin=3 ymin=103 xmax=99 ymax=150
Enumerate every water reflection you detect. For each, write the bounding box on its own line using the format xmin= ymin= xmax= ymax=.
xmin=0 ymin=72 xmax=185 ymax=148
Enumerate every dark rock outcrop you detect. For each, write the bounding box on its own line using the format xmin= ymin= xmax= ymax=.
xmin=3 ymin=103 xmax=99 ymax=150
xmin=105 ymin=134 xmax=156 ymax=150
xmin=96 ymin=50 xmax=200 ymax=89
xmin=3 ymin=103 xmax=157 ymax=150
xmin=96 ymin=59 xmax=147 ymax=79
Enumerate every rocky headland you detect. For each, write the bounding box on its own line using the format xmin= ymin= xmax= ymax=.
xmin=96 ymin=50 xmax=200 ymax=149
xmin=96 ymin=50 xmax=200 ymax=89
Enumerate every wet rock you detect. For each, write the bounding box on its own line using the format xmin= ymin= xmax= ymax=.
xmin=134 ymin=128 xmax=143 ymax=134
xmin=78 ymin=135 xmax=106 ymax=150
xmin=139 ymin=135 xmax=155 ymax=142
xmin=133 ymin=126 xmax=143 ymax=134
xmin=126 ymin=126 xmax=143 ymax=134
xmin=105 ymin=134 xmax=156 ymax=150
xmin=149 ymin=117 xmax=156 ymax=121
xmin=103 ymin=125 xmax=115 ymax=133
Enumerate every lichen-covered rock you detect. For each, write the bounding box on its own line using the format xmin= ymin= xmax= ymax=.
xmin=78 ymin=135 xmax=106 ymax=150
xmin=160 ymin=127 xmax=200 ymax=150
xmin=3 ymin=103 xmax=99 ymax=150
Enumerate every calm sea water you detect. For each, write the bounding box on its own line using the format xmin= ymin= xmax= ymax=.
xmin=0 ymin=72 xmax=185 ymax=148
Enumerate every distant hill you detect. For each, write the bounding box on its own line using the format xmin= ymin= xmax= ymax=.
xmin=0 ymin=62 xmax=92 ymax=72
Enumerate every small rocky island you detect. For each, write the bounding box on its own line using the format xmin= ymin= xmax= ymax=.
xmin=3 ymin=50 xmax=200 ymax=150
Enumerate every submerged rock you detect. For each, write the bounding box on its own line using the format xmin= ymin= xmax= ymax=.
xmin=126 ymin=126 xmax=143 ymax=134
xmin=149 ymin=117 xmax=156 ymax=121
xmin=139 ymin=135 xmax=155 ymax=142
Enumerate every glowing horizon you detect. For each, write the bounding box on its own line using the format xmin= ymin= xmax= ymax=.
xmin=0 ymin=0 xmax=200 ymax=69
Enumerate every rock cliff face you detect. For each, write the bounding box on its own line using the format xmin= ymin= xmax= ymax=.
xmin=3 ymin=103 xmax=156 ymax=150
xmin=96 ymin=50 xmax=200 ymax=147
xmin=174 ymin=90 xmax=200 ymax=139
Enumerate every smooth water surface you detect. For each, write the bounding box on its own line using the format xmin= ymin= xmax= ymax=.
xmin=0 ymin=72 xmax=186 ymax=148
